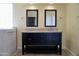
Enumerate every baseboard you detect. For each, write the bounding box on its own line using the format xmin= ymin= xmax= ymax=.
xmin=64 ymin=48 xmax=76 ymax=56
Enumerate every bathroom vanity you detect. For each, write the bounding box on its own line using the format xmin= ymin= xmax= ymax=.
xmin=22 ymin=32 xmax=62 ymax=55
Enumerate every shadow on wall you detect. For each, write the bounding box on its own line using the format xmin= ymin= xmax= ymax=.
xmin=65 ymin=31 xmax=72 ymax=50
xmin=66 ymin=39 xmax=71 ymax=49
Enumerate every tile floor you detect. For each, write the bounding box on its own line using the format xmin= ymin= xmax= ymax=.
xmin=13 ymin=49 xmax=72 ymax=56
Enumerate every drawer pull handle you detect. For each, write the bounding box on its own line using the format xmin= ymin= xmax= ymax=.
xmin=28 ymin=38 xmax=31 ymax=40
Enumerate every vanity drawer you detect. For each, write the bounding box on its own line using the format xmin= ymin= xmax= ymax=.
xmin=22 ymin=32 xmax=61 ymax=45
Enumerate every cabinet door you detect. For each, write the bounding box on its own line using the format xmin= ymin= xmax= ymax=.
xmin=6 ymin=30 xmax=16 ymax=53
xmin=27 ymin=33 xmax=42 ymax=45
xmin=0 ymin=30 xmax=16 ymax=55
xmin=2 ymin=30 xmax=16 ymax=55
xmin=22 ymin=33 xmax=29 ymax=45
xmin=0 ymin=31 xmax=5 ymax=53
xmin=0 ymin=30 xmax=11 ymax=53
xmin=43 ymin=33 xmax=61 ymax=45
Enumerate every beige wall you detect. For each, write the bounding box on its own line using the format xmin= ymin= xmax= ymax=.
xmin=66 ymin=3 xmax=79 ymax=55
xmin=13 ymin=3 xmax=66 ymax=49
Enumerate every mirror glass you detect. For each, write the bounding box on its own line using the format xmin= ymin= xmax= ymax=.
xmin=26 ymin=10 xmax=38 ymax=27
xmin=45 ymin=10 xmax=57 ymax=27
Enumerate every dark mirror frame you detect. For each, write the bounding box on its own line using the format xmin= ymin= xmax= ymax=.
xmin=44 ymin=10 xmax=57 ymax=27
xmin=26 ymin=9 xmax=38 ymax=27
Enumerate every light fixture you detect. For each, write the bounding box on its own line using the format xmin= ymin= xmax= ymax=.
xmin=30 ymin=3 xmax=33 ymax=4
xmin=28 ymin=6 xmax=37 ymax=9
xmin=49 ymin=3 xmax=53 ymax=5
xmin=46 ymin=6 xmax=54 ymax=9
xmin=29 ymin=3 xmax=33 ymax=4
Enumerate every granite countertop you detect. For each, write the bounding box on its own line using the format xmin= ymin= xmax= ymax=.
xmin=22 ymin=28 xmax=62 ymax=32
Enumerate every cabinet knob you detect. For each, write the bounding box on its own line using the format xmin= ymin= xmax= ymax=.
xmin=28 ymin=38 xmax=31 ymax=40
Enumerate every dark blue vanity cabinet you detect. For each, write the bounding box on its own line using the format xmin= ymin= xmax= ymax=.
xmin=22 ymin=32 xmax=62 ymax=55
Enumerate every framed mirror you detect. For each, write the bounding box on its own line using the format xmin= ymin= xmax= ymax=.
xmin=45 ymin=10 xmax=57 ymax=27
xmin=26 ymin=10 xmax=38 ymax=27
